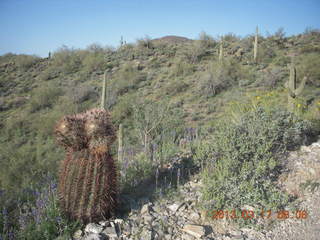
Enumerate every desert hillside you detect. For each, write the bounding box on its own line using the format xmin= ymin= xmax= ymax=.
xmin=0 ymin=30 xmax=320 ymax=239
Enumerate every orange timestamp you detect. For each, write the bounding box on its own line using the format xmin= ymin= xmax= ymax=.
xmin=208 ymin=209 xmax=308 ymax=220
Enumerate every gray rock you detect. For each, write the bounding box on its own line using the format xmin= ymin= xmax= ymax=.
xmin=141 ymin=203 xmax=151 ymax=215
xmin=140 ymin=228 xmax=153 ymax=240
xmin=102 ymin=226 xmax=118 ymax=238
xmin=114 ymin=219 xmax=124 ymax=225
xmin=189 ymin=212 xmax=200 ymax=221
xmin=181 ymin=233 xmax=195 ymax=240
xmin=143 ymin=214 xmax=154 ymax=223
xmin=83 ymin=233 xmax=105 ymax=240
xmin=73 ymin=229 xmax=84 ymax=240
xmin=168 ymin=203 xmax=184 ymax=212
xmin=182 ymin=224 xmax=206 ymax=238
xmin=99 ymin=221 xmax=109 ymax=227
xmin=85 ymin=223 xmax=104 ymax=234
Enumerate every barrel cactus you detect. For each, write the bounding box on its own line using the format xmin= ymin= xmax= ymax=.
xmin=54 ymin=71 xmax=118 ymax=223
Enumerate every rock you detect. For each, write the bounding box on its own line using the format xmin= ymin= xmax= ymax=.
xmin=182 ymin=224 xmax=206 ymax=238
xmin=189 ymin=212 xmax=200 ymax=221
xmin=114 ymin=219 xmax=124 ymax=225
xmin=140 ymin=228 xmax=153 ymax=240
xmin=83 ymin=233 xmax=105 ymax=240
xmin=181 ymin=233 xmax=195 ymax=240
xmin=99 ymin=221 xmax=109 ymax=227
xmin=73 ymin=229 xmax=84 ymax=240
xmin=85 ymin=223 xmax=104 ymax=234
xmin=143 ymin=214 xmax=154 ymax=223
xmin=141 ymin=203 xmax=151 ymax=215
xmin=102 ymin=226 xmax=118 ymax=238
xmin=168 ymin=203 xmax=184 ymax=212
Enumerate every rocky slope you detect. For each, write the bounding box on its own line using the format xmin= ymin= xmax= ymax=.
xmin=59 ymin=137 xmax=320 ymax=240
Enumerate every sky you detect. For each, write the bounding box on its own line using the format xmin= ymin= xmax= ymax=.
xmin=0 ymin=0 xmax=319 ymax=57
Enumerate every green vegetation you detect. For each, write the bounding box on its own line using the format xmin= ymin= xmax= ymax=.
xmin=0 ymin=29 xmax=320 ymax=238
xmin=200 ymin=107 xmax=312 ymax=211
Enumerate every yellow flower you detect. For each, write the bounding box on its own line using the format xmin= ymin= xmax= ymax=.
xmin=256 ymin=96 xmax=261 ymax=100
xmin=297 ymin=103 xmax=301 ymax=108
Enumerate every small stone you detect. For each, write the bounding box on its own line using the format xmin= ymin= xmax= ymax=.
xmin=168 ymin=203 xmax=184 ymax=212
xmin=85 ymin=223 xmax=104 ymax=234
xmin=140 ymin=228 xmax=153 ymax=240
xmin=73 ymin=229 xmax=83 ymax=240
xmin=114 ymin=219 xmax=124 ymax=225
xmin=181 ymin=233 xmax=195 ymax=240
xmin=143 ymin=214 xmax=154 ymax=223
xmin=83 ymin=233 xmax=104 ymax=240
xmin=99 ymin=221 xmax=109 ymax=227
xmin=141 ymin=203 xmax=150 ymax=215
xmin=102 ymin=226 xmax=118 ymax=238
xmin=190 ymin=212 xmax=200 ymax=221
xmin=164 ymin=234 xmax=171 ymax=240
xmin=182 ymin=224 xmax=206 ymax=238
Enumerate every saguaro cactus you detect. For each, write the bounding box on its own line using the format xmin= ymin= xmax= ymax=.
xmin=101 ymin=70 xmax=108 ymax=110
xmin=286 ymin=63 xmax=307 ymax=112
xmin=54 ymin=71 xmax=118 ymax=223
xmin=219 ymin=37 xmax=223 ymax=62
xmin=118 ymin=124 xmax=124 ymax=163
xmin=253 ymin=26 xmax=258 ymax=62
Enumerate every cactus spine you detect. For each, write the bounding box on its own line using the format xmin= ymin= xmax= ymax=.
xmin=254 ymin=26 xmax=258 ymax=62
xmin=286 ymin=63 xmax=307 ymax=112
xmin=55 ymin=70 xmax=118 ymax=223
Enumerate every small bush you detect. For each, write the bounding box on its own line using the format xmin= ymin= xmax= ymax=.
xmin=121 ymin=152 xmax=155 ymax=190
xmin=198 ymin=59 xmax=242 ymax=98
xmin=14 ymin=55 xmax=40 ymax=71
xmin=201 ymin=107 xmax=313 ymax=225
xmin=0 ymin=176 xmax=80 ymax=240
xmin=28 ymin=83 xmax=62 ymax=113
xmin=254 ymin=67 xmax=285 ymax=89
xmin=198 ymin=31 xmax=216 ymax=49
xmin=164 ymin=78 xmax=189 ymax=95
xmin=170 ymin=59 xmax=195 ymax=77
xmin=52 ymin=46 xmax=82 ymax=74
xmin=38 ymin=67 xmax=60 ymax=81
xmin=297 ymin=53 xmax=320 ymax=87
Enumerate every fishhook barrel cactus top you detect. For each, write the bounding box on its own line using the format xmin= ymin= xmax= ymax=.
xmin=54 ymin=107 xmax=117 ymax=223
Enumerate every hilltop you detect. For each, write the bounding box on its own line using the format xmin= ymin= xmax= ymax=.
xmin=152 ymin=35 xmax=192 ymax=44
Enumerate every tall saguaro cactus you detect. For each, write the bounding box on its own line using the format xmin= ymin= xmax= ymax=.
xmin=286 ymin=63 xmax=307 ymax=112
xmin=219 ymin=37 xmax=223 ymax=62
xmin=253 ymin=26 xmax=258 ymax=62
xmin=118 ymin=124 xmax=124 ymax=163
xmin=101 ymin=70 xmax=108 ymax=110
xmin=55 ymin=70 xmax=118 ymax=223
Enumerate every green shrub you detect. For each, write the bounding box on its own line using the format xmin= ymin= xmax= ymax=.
xmin=176 ymin=41 xmax=206 ymax=64
xmin=198 ymin=31 xmax=216 ymax=49
xmin=14 ymin=54 xmax=40 ymax=71
xmin=114 ymin=63 xmax=147 ymax=95
xmin=164 ymin=78 xmax=189 ymax=95
xmin=121 ymin=152 xmax=155 ymax=190
xmin=0 ymin=176 xmax=80 ymax=240
xmin=38 ymin=67 xmax=60 ymax=81
xmin=297 ymin=53 xmax=320 ymax=87
xmin=201 ymin=107 xmax=313 ymax=224
xmin=170 ymin=59 xmax=195 ymax=77
xmin=198 ymin=59 xmax=243 ymax=98
xmin=82 ymin=51 xmax=107 ymax=73
xmin=28 ymin=83 xmax=62 ymax=113
xmin=52 ymin=46 xmax=82 ymax=74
